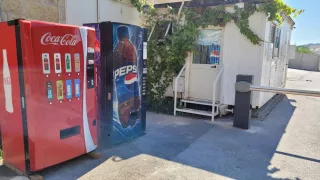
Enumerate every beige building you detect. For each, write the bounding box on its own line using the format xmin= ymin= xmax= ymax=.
xmin=0 ymin=0 xmax=143 ymax=26
xmin=0 ymin=0 xmax=66 ymax=23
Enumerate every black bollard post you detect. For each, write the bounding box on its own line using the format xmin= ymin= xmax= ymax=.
xmin=234 ymin=75 xmax=254 ymax=129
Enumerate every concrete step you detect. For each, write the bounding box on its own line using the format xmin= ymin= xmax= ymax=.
xmin=176 ymin=108 xmax=213 ymax=117
xmin=181 ymin=98 xmax=219 ymax=106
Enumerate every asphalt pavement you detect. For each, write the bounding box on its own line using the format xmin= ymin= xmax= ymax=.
xmin=1 ymin=68 xmax=319 ymax=180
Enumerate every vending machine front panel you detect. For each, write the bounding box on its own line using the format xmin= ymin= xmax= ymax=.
xmin=87 ymin=22 xmax=147 ymax=146
xmin=0 ymin=19 xmax=98 ymax=173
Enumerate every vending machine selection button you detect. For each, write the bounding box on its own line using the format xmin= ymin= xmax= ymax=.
xmin=66 ymin=80 xmax=72 ymax=99
xmin=65 ymin=53 xmax=72 ymax=73
xmin=75 ymin=79 xmax=81 ymax=98
xmin=46 ymin=81 xmax=53 ymax=101
xmin=56 ymin=80 xmax=64 ymax=100
xmin=42 ymin=53 xmax=51 ymax=74
xmin=54 ymin=53 xmax=62 ymax=74
xmin=74 ymin=53 xmax=80 ymax=73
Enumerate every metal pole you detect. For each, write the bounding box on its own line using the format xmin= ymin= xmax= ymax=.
xmin=250 ymin=85 xmax=320 ymax=97
xmin=233 ymin=75 xmax=254 ymax=129
xmin=174 ymin=64 xmax=186 ymax=116
xmin=211 ymin=65 xmax=224 ymax=122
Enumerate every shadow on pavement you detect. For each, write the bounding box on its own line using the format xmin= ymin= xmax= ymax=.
xmin=0 ymin=162 xmax=18 ymax=180
xmin=1 ymin=96 xmax=298 ymax=180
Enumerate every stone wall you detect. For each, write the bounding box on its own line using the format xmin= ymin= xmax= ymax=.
xmin=0 ymin=0 xmax=65 ymax=23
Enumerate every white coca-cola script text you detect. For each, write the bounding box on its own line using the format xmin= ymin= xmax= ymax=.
xmin=41 ymin=32 xmax=79 ymax=46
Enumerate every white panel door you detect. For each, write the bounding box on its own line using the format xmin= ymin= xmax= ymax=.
xmin=189 ymin=29 xmax=222 ymax=101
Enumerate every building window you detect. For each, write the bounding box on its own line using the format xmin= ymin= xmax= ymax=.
xmin=269 ymin=24 xmax=281 ymax=58
xmin=193 ymin=30 xmax=221 ymax=65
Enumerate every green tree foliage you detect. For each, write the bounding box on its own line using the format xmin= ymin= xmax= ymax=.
xmin=258 ymin=0 xmax=303 ymax=23
xmin=296 ymin=46 xmax=312 ymax=54
xmin=130 ymin=0 xmax=150 ymax=12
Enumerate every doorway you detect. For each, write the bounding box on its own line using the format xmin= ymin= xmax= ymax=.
xmin=188 ymin=29 xmax=223 ymax=101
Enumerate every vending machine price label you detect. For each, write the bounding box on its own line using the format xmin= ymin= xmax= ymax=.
xmin=75 ymin=79 xmax=81 ymax=98
xmin=42 ymin=53 xmax=51 ymax=74
xmin=56 ymin=80 xmax=64 ymax=100
xmin=66 ymin=80 xmax=72 ymax=99
xmin=54 ymin=53 xmax=62 ymax=74
xmin=65 ymin=53 xmax=72 ymax=73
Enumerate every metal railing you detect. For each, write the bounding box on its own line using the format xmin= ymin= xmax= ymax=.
xmin=234 ymin=77 xmax=320 ymax=130
xmin=250 ymin=85 xmax=320 ymax=97
xmin=212 ymin=65 xmax=224 ymax=121
xmin=174 ymin=64 xmax=186 ymax=116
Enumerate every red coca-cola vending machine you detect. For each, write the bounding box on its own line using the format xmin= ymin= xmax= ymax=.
xmin=0 ymin=19 xmax=98 ymax=174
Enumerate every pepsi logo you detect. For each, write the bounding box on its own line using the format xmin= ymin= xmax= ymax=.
xmin=124 ymin=72 xmax=138 ymax=91
xmin=210 ymin=50 xmax=220 ymax=58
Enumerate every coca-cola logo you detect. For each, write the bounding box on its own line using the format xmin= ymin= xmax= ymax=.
xmin=41 ymin=32 xmax=79 ymax=46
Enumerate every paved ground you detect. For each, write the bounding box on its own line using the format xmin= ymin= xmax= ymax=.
xmin=1 ymin=68 xmax=320 ymax=180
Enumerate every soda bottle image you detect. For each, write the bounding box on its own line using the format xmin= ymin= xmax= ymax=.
xmin=74 ymin=54 xmax=80 ymax=72
xmin=46 ymin=81 xmax=53 ymax=100
xmin=44 ymin=55 xmax=49 ymax=71
xmin=42 ymin=53 xmax=50 ymax=74
xmin=75 ymin=79 xmax=80 ymax=97
xmin=56 ymin=57 xmax=61 ymax=70
xmin=66 ymin=80 xmax=72 ymax=98
xmin=67 ymin=84 xmax=71 ymax=96
xmin=65 ymin=54 xmax=71 ymax=72
xmin=114 ymin=25 xmax=140 ymax=128
xmin=56 ymin=80 xmax=63 ymax=100
xmin=54 ymin=53 xmax=62 ymax=73
xmin=3 ymin=49 xmax=13 ymax=113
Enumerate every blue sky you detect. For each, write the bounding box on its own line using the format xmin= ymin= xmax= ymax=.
xmin=284 ymin=0 xmax=320 ymax=45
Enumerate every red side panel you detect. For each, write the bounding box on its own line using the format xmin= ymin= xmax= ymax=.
xmin=19 ymin=20 xmax=46 ymax=172
xmin=0 ymin=22 xmax=26 ymax=172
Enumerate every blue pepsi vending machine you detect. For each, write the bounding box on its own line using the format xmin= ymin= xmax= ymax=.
xmin=84 ymin=22 xmax=147 ymax=146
